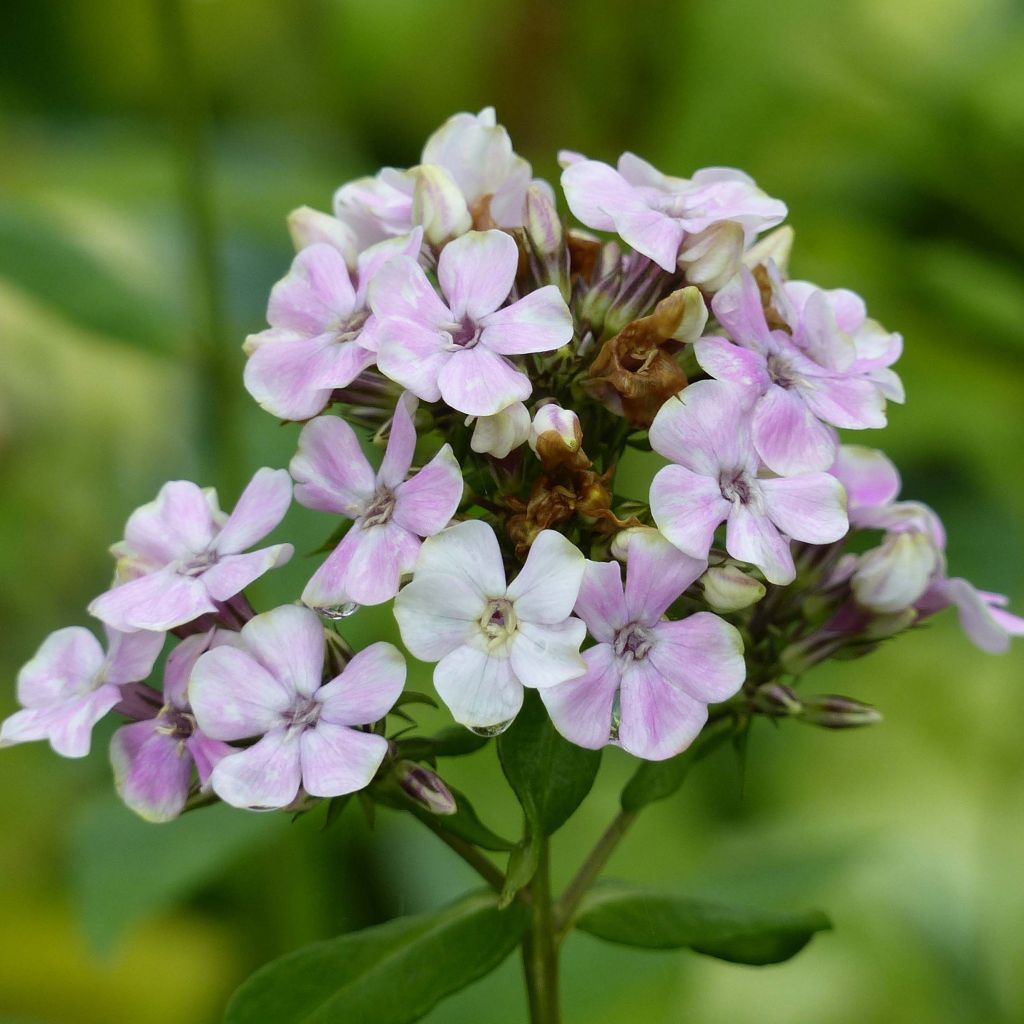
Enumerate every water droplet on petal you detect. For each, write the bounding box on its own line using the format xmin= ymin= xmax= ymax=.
xmin=608 ymin=690 xmax=622 ymax=743
xmin=318 ymin=602 xmax=360 ymax=621
xmin=468 ymin=718 xmax=514 ymax=738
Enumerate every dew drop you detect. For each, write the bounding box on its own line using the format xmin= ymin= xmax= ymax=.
xmin=468 ymin=718 xmax=514 ymax=738
xmin=608 ymin=691 xmax=622 ymax=743
xmin=318 ymin=602 xmax=360 ymax=621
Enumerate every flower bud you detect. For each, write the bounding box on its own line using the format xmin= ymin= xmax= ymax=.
xmin=468 ymin=402 xmax=531 ymax=459
xmin=678 ymin=222 xmax=744 ymax=292
xmin=529 ymin=404 xmax=581 ymax=454
xmin=395 ymin=760 xmax=457 ymax=815
xmin=742 ymin=225 xmax=794 ymax=275
xmin=287 ymin=205 xmax=358 ymax=267
xmin=753 ymin=682 xmax=803 ymax=716
xmin=700 ymin=564 xmax=766 ymax=612
xmin=798 ymin=694 xmax=882 ymax=729
xmin=851 ymin=532 xmax=940 ymax=614
xmin=411 ymin=165 xmax=472 ymax=246
xmin=525 ymin=184 xmax=570 ymax=299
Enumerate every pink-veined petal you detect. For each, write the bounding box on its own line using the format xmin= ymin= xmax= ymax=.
xmin=367 ymin=255 xmax=451 ymax=325
xmin=479 ymin=286 xmax=573 ymax=355
xmin=317 ymin=642 xmax=407 ymax=726
xmin=438 ymin=230 xmax=518 ymax=319
xmin=623 ymin=529 xmax=707 ymax=623
xmin=648 ymin=614 xmax=745 ymax=703
xmin=215 ymin=468 xmax=292 ymax=555
xmin=290 ymin=415 xmax=375 ymax=517
xmin=618 ymin=659 xmax=708 ymax=761
xmin=710 ymin=269 xmax=772 ymax=348
xmin=238 ymin=605 xmax=326 ymax=699
xmin=102 ymin=628 xmax=164 ymax=686
xmin=694 ymin=337 xmax=770 ymax=393
xmin=540 ymin=643 xmax=622 ymax=750
xmin=725 ymin=503 xmax=795 ymax=586
xmin=186 ymin=732 xmax=234 ymax=787
xmin=210 ymin=729 xmax=303 ymax=809
xmin=162 ymin=631 xmax=216 ymax=707
xmin=393 ymin=570 xmax=485 ymax=662
xmin=752 ymin=385 xmax=838 ymax=475
xmin=376 ymin=391 xmax=419 ymax=489
xmin=354 ymin=227 xmax=424 ymax=303
xmin=122 ymin=481 xmax=220 ymax=566
xmin=391 ymin=445 xmax=463 ymax=537
xmin=509 ymin=618 xmax=587 ymax=689
xmin=267 ymin=243 xmax=356 ymax=334
xmin=573 ymin=559 xmax=628 ymax=643
xmin=433 ymin=645 xmax=524 ymax=730
xmin=300 ymin=723 xmax=389 ymax=798
xmin=800 ymin=373 xmax=886 ymax=430
xmin=437 ymin=345 xmax=532 ymax=417
xmin=506 ymin=529 xmax=586 ymax=624
xmin=110 ymin=721 xmax=192 ymax=823
xmin=201 ymin=545 xmax=293 ymax=603
xmin=649 ymin=465 xmax=731 ymax=561
xmin=561 ymin=160 xmax=636 ymax=232
xmin=375 ymin=319 xmax=451 ymax=403
xmin=189 ymin=647 xmax=293 ymax=740
xmin=1 ymin=684 xmax=122 ymax=758
xmin=88 ymin=569 xmax=217 ymax=633
xmin=16 ymin=627 xmax=104 ymax=707
xmin=612 ymin=206 xmax=685 ymax=272
xmin=760 ymin=472 xmax=849 ymax=544
xmin=830 ymin=445 xmax=901 ymax=511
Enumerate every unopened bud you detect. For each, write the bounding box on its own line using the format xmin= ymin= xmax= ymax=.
xmin=395 ymin=761 xmax=457 ymax=815
xmin=610 ymin=526 xmax=662 ymax=562
xmin=798 ymin=694 xmax=882 ymax=730
xmin=525 ymin=184 xmax=563 ymax=259
xmin=742 ymin=225 xmax=794 ymax=275
xmin=754 ymin=682 xmax=803 ymax=716
xmin=678 ymin=222 xmax=744 ymax=292
xmin=652 ymin=286 xmax=709 ymax=345
xmin=529 ymin=404 xmax=581 ymax=455
xmin=851 ymin=533 xmax=939 ymax=614
xmin=468 ymin=402 xmax=531 ymax=459
xmin=287 ymin=205 xmax=358 ymax=266
xmin=701 ymin=564 xmax=766 ymax=612
xmin=411 ymin=165 xmax=472 ymax=246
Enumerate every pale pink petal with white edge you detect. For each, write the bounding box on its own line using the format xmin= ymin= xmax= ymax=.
xmin=506 ymin=530 xmax=586 ymax=625
xmin=433 ymin=645 xmax=524 ymax=730
xmin=290 ymin=415 xmax=376 ymax=517
xmin=15 ymin=627 xmax=104 ymax=707
xmin=438 ymin=230 xmax=518 ymax=320
xmin=618 ymin=659 xmax=708 ymax=761
xmin=508 ymin=618 xmax=587 ymax=689
xmin=210 ymin=729 xmax=303 ymax=809
xmin=725 ymin=503 xmax=795 ymax=586
xmin=437 ymin=345 xmax=531 ymax=417
xmin=573 ymin=559 xmax=628 ymax=644
xmin=648 ymin=614 xmax=745 ymax=704
xmin=316 ymin=642 xmax=407 ymax=727
xmin=300 ymin=724 xmax=390 ymax=798
xmin=649 ymin=465 xmax=731 ymax=561
xmin=215 ymin=468 xmax=292 ymax=555
xmin=391 ymin=446 xmax=463 ymax=537
xmin=540 ymin=644 xmax=622 ymax=750
xmin=238 ymin=605 xmax=326 ymax=699
xmin=267 ymin=244 xmax=356 ymax=335
xmin=480 ymin=286 xmax=574 ymax=356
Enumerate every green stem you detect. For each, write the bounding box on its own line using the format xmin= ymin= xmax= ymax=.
xmin=522 ymin=837 xmax=560 ymax=1023
xmin=553 ymin=809 xmax=636 ymax=938
xmin=413 ymin=811 xmax=506 ymax=893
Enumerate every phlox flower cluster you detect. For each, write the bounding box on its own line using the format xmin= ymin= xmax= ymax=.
xmin=4 ymin=107 xmax=1021 ymax=823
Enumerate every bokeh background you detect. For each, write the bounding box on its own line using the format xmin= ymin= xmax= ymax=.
xmin=2 ymin=1 xmax=1023 ymax=1021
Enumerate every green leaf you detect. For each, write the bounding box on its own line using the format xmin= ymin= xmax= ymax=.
xmin=72 ymin=795 xmax=282 ymax=953
xmin=393 ymin=690 xmax=440 ymax=710
xmin=499 ymin=836 xmax=540 ymax=909
xmin=224 ymin=891 xmax=530 ymax=1024
xmin=497 ymin=691 xmax=601 ymax=835
xmin=620 ymin=717 xmax=732 ymax=812
xmin=396 ymin=726 xmax=489 ymax=761
xmin=575 ymin=884 xmax=831 ymax=966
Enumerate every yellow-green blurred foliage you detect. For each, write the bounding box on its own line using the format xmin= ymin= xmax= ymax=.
xmin=1 ymin=1 xmax=1022 ymax=1022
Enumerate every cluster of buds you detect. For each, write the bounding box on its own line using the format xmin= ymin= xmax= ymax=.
xmin=3 ymin=108 xmax=1021 ymax=822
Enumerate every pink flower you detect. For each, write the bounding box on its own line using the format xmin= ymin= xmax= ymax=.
xmin=393 ymin=521 xmax=587 ymax=733
xmin=290 ymin=393 xmax=463 ymax=608
xmin=649 ymin=380 xmax=848 ymax=585
xmin=110 ymin=631 xmax=234 ymax=822
xmin=371 ymin=230 xmax=573 ymax=416
xmin=243 ymin=230 xmax=422 ymax=421
xmin=189 ymin=606 xmax=406 ymax=809
xmin=696 ymin=269 xmax=899 ymax=474
xmin=561 ymin=152 xmax=786 ymax=272
xmin=1 ymin=627 xmax=163 ymax=758
xmin=89 ymin=469 xmax=293 ymax=633
xmin=918 ymin=579 xmax=1024 ymax=655
xmin=541 ymin=531 xmax=745 ymax=760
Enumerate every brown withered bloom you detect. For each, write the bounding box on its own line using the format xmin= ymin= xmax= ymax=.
xmin=585 ymin=286 xmax=708 ymax=427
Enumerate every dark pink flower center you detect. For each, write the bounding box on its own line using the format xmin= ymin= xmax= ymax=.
xmin=181 ymin=551 xmax=218 ymax=577
xmin=719 ymin=471 xmax=754 ymax=505
xmin=285 ymin=696 xmax=321 ymax=731
xmin=154 ymin=705 xmax=197 ymax=741
xmin=335 ymin=308 xmax=370 ymax=344
xmin=614 ymin=623 xmax=653 ymax=661
xmin=442 ymin=318 xmax=481 ymax=350
xmin=362 ymin=488 xmax=396 ymax=528
xmin=766 ymin=353 xmax=797 ymax=389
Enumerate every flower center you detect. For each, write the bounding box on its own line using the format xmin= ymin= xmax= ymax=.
xmin=766 ymin=353 xmax=799 ymax=390
xmin=362 ymin=488 xmax=396 ymax=528
xmin=720 ymin=470 xmax=755 ymax=505
xmin=614 ymin=622 xmax=653 ymax=661
xmin=285 ymin=696 xmax=321 ymax=731
xmin=180 ymin=550 xmax=217 ymax=577
xmin=441 ymin=318 xmax=481 ymax=350
xmin=479 ymin=598 xmax=518 ymax=650
xmin=335 ymin=307 xmax=370 ymax=344
xmin=154 ymin=705 xmax=197 ymax=740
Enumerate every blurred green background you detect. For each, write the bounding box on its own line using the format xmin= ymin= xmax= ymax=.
xmin=2 ymin=0 xmax=1023 ymax=1021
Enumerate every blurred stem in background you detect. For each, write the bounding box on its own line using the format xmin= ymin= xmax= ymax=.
xmin=155 ymin=0 xmax=242 ymax=492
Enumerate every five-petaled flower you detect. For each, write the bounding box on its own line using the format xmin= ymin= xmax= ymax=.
xmin=189 ymin=605 xmax=406 ymax=809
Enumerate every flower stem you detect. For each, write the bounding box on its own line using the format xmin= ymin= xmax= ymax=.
xmin=553 ymin=809 xmax=636 ymax=938
xmin=522 ymin=837 xmax=561 ymax=1023
xmin=412 ymin=811 xmax=506 ymax=893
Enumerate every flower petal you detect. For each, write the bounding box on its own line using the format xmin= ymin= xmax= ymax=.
xmin=0 ymin=685 xmax=121 ymax=758
xmin=102 ymin=628 xmax=165 ymax=686
xmin=694 ymin=337 xmax=769 ymax=392
xmin=215 ymin=468 xmax=293 ymax=555
xmin=88 ymin=568 xmax=217 ymax=633
xmin=317 ymin=641 xmax=407 ymax=726
xmin=368 ymin=255 xmax=451 ymax=324
xmin=393 ymin=570 xmax=484 ymax=662
xmin=408 ymin=520 xmax=506 ymax=600
xmin=16 ymin=627 xmax=103 ymax=707
xmin=710 ymin=269 xmax=771 ymax=347
xmin=392 ymin=445 xmax=463 ymax=537
xmin=437 ymin=345 xmax=531 ymax=417
xmin=437 ymin=230 xmax=518 ymax=319
xmin=303 ymin=521 xmax=421 ymax=608
xmin=831 ymin=445 xmax=901 ymax=512
xmin=300 ymin=723 xmax=389 ymax=798
xmin=267 ymin=243 xmax=356 ymax=334
xmin=189 ymin=647 xmax=293 ymax=740
xmin=110 ymin=721 xmax=192 ymax=823
xmin=800 ymin=373 xmax=886 ymax=430
xmin=752 ymin=385 xmax=838 ymax=475
xmin=433 ymin=645 xmax=524 ymax=730
xmin=623 ymin=529 xmax=707 ymax=623
xmin=507 ymin=530 xmax=586 ymax=624
xmin=290 ymin=415 xmax=375 ymax=517
xmin=618 ymin=659 xmax=708 ymax=761
xmin=376 ymin=391 xmax=419 ymax=489
xmin=122 ymin=481 xmax=221 ymax=566
xmin=540 ymin=644 xmax=621 ymax=750
xmin=240 ymin=605 xmax=326 ymax=699
xmin=509 ymin=618 xmax=587 ymax=689
xmin=760 ymin=472 xmax=849 ymax=544
xmin=210 ymin=729 xmax=303 ymax=809
xmin=561 ymin=160 xmax=636 ymax=232
xmin=201 ymin=545 xmax=294 ymax=602
xmin=479 ymin=286 xmax=573 ymax=355
xmin=649 ymin=465 xmax=731 ymax=561
xmin=648 ymin=614 xmax=746 ymax=703
xmin=573 ymin=559 xmax=627 ymax=643
xmin=375 ymin=319 xmax=450 ymax=403
xmin=725 ymin=503 xmax=795 ymax=585
xmin=612 ymin=206 xmax=685 ymax=272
